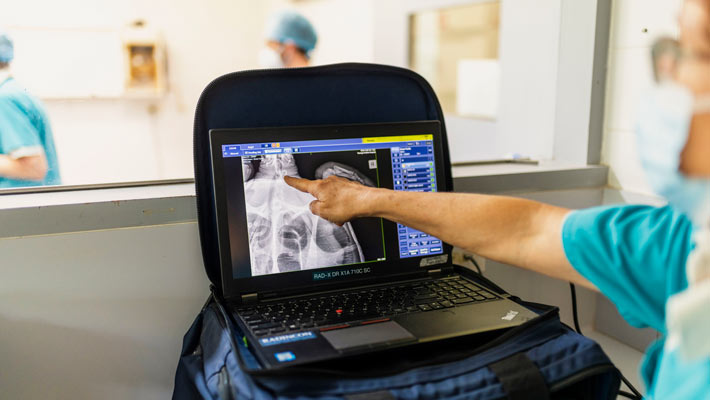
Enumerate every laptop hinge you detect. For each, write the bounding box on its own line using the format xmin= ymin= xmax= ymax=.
xmin=241 ymin=292 xmax=259 ymax=305
xmin=428 ymin=266 xmax=454 ymax=277
xmin=427 ymin=268 xmax=443 ymax=277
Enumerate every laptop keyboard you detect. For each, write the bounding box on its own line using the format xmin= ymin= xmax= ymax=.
xmin=237 ymin=276 xmax=501 ymax=337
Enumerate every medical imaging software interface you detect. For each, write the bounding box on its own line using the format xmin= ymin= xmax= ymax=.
xmin=221 ymin=134 xmax=444 ymax=278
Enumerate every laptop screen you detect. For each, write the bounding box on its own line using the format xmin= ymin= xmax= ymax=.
xmin=210 ymin=122 xmax=451 ymax=297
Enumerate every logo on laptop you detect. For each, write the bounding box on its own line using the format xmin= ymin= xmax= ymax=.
xmin=420 ymin=254 xmax=448 ymax=267
xmin=274 ymin=351 xmax=296 ymax=362
xmin=259 ymin=331 xmax=316 ymax=347
xmin=501 ymin=310 xmax=519 ymax=321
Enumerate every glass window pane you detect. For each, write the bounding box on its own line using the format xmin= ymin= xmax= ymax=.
xmin=409 ymin=2 xmax=501 ymax=120
xmin=0 ymin=0 xmax=601 ymax=192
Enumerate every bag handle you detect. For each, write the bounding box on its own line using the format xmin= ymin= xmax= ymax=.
xmin=488 ymin=352 xmax=550 ymax=400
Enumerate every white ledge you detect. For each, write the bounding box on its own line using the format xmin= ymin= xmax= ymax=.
xmin=0 ymin=162 xmax=608 ymax=238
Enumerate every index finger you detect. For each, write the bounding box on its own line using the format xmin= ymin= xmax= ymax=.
xmin=284 ymin=175 xmax=317 ymax=194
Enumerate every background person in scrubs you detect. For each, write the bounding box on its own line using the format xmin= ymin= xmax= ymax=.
xmin=284 ymin=1 xmax=710 ymax=398
xmin=0 ymin=30 xmax=60 ymax=188
xmin=258 ymin=11 xmax=317 ymax=69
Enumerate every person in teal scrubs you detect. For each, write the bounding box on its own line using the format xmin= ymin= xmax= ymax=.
xmin=281 ymin=1 xmax=710 ymax=398
xmin=258 ymin=11 xmax=317 ymax=69
xmin=0 ymin=30 xmax=60 ymax=188
xmin=282 ymin=185 xmax=708 ymax=399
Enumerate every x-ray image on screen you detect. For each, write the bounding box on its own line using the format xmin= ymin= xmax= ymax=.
xmin=242 ymin=151 xmax=385 ymax=276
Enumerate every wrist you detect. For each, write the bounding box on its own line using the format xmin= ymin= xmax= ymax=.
xmin=357 ymin=187 xmax=388 ymax=218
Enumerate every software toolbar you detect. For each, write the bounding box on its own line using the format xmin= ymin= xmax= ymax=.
xmin=391 ymin=141 xmax=443 ymax=258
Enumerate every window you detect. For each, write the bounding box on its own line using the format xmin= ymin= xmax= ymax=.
xmin=0 ymin=0 xmax=608 ymax=194
xmin=1 ymin=1 xmax=273 ymax=192
xmin=373 ymin=0 xmax=608 ymax=164
xmin=410 ymin=2 xmax=501 ymax=120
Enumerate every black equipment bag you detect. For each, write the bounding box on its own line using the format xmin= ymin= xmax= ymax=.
xmin=175 ymin=63 xmax=622 ymax=399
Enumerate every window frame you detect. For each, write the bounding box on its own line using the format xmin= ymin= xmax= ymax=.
xmin=0 ymin=0 xmax=611 ymax=208
xmin=0 ymin=163 xmax=608 ymax=239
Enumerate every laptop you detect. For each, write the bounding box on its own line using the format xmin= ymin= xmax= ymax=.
xmin=209 ymin=121 xmax=538 ymax=369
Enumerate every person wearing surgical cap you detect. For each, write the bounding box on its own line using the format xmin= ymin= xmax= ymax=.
xmin=0 ymin=30 xmax=60 ymax=188
xmin=258 ymin=11 xmax=317 ymax=68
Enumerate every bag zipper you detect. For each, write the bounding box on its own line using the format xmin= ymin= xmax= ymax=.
xmin=217 ymin=365 xmax=233 ymax=400
xmin=211 ymin=292 xmax=277 ymax=397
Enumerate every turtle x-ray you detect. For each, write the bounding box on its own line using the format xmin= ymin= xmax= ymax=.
xmin=242 ymin=152 xmax=384 ymax=276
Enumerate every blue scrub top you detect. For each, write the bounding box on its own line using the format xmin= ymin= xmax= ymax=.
xmin=0 ymin=77 xmax=60 ymax=188
xmin=562 ymin=205 xmax=710 ymax=399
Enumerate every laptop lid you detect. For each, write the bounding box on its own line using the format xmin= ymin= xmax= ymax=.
xmin=209 ymin=121 xmax=452 ymax=301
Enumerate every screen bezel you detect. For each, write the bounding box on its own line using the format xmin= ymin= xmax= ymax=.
xmin=209 ymin=121 xmax=452 ymax=300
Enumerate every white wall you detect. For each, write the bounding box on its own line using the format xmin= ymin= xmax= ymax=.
xmin=2 ymin=0 xmax=273 ymax=185
xmin=496 ymin=0 xmax=561 ymax=161
xmin=601 ymin=0 xmax=683 ymax=194
xmin=0 ymin=222 xmax=209 ymax=399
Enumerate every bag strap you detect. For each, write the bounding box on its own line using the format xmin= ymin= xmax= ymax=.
xmin=489 ymin=352 xmax=550 ymax=400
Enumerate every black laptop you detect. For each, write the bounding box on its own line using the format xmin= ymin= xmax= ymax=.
xmin=209 ymin=120 xmax=538 ymax=369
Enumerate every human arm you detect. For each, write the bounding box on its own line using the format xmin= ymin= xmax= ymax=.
xmin=284 ymin=175 xmax=596 ymax=290
xmin=0 ymin=152 xmax=48 ymax=181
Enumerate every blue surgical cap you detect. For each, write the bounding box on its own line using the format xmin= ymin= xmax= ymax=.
xmin=0 ymin=30 xmax=13 ymax=63
xmin=265 ymin=11 xmax=317 ymax=54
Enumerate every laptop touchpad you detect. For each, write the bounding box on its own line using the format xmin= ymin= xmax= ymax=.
xmin=321 ymin=321 xmax=416 ymax=351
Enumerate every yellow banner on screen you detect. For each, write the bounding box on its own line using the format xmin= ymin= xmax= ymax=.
xmin=362 ymin=134 xmax=433 ymax=144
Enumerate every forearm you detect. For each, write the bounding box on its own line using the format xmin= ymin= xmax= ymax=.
xmin=0 ymin=154 xmax=48 ymax=181
xmin=367 ymin=190 xmax=554 ymax=261
xmin=284 ymin=175 xmax=594 ymax=289
xmin=364 ymin=189 xmax=594 ymax=288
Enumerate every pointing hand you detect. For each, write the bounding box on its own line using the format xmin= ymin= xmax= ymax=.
xmin=284 ymin=175 xmax=378 ymax=226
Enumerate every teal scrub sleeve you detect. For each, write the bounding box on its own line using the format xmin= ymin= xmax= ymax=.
xmin=0 ymin=96 xmax=42 ymax=155
xmin=562 ymin=205 xmax=692 ymax=332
